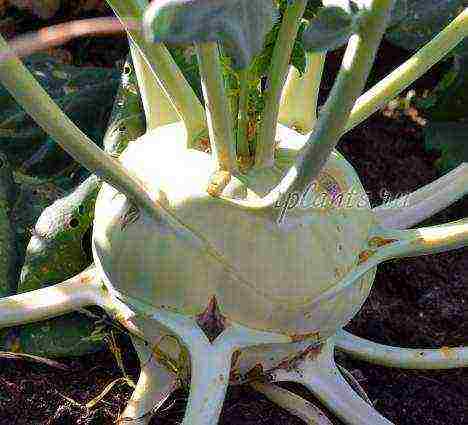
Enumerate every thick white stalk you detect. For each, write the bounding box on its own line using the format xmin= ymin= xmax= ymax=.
xmin=129 ymin=41 xmax=179 ymax=131
xmin=120 ymin=339 xmax=178 ymax=424
xmin=278 ymin=52 xmax=326 ymax=134
xmin=110 ymin=291 xmax=291 ymax=424
xmin=334 ymin=330 xmax=468 ymax=370
xmin=0 ymin=267 xmax=100 ymax=328
xmin=345 ymin=7 xmax=468 ymax=133
xmin=183 ymin=344 xmax=233 ymax=425
xmin=271 ymin=340 xmax=394 ymax=425
xmin=374 ymin=163 xmax=468 ymax=229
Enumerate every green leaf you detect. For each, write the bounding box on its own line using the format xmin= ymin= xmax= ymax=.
xmin=0 ymin=154 xmax=18 ymax=298
xmin=18 ymin=174 xmax=100 ymax=294
xmin=424 ymin=122 xmax=468 ymax=172
xmin=0 ymin=54 xmax=120 ymax=177
xmin=143 ymin=0 xmax=278 ymax=69
xmin=302 ymin=5 xmax=357 ymax=52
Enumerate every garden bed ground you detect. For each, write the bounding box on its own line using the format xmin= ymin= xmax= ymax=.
xmin=0 ymin=5 xmax=467 ymax=425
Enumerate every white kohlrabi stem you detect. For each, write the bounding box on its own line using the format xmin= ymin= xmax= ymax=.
xmin=334 ymin=330 xmax=468 ymax=370
xmin=251 ymin=381 xmax=334 ymax=424
xmin=345 ymin=7 xmax=468 ymax=133
xmin=129 ymin=40 xmax=179 ymax=131
xmin=278 ymin=52 xmax=326 ymax=134
xmin=196 ymin=43 xmax=237 ymax=172
xmin=0 ymin=267 xmax=100 ymax=328
xmin=112 ymin=290 xmax=291 ymax=424
xmin=270 ymin=340 xmax=394 ymax=425
xmin=106 ymin=0 xmax=206 ymax=144
xmin=120 ymin=339 xmax=178 ymax=425
xmin=0 ymin=34 xmax=171 ymax=226
xmin=374 ymin=162 xmax=468 ymax=229
xmin=255 ymin=0 xmax=308 ymax=168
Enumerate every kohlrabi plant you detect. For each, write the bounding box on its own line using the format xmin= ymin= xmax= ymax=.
xmin=1 ymin=1 xmax=468 ymax=424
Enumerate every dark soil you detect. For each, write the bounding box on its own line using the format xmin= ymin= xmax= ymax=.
xmin=0 ymin=4 xmax=467 ymax=425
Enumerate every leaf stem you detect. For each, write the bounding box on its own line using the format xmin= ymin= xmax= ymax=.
xmin=0 ymin=34 xmax=166 ymax=224
xmin=287 ymin=0 xmax=395 ymax=196
xmin=236 ymin=70 xmax=251 ymax=159
xmin=196 ymin=43 xmax=237 ymax=172
xmin=106 ymin=0 xmax=206 ymax=145
xmin=129 ymin=40 xmax=179 ymax=131
xmin=334 ymin=330 xmax=468 ymax=369
xmin=345 ymin=7 xmax=468 ymax=133
xmin=278 ymin=52 xmax=326 ymax=134
xmin=374 ymin=163 xmax=468 ymax=229
xmin=255 ymin=0 xmax=307 ymax=168
xmin=0 ymin=267 xmax=99 ymax=328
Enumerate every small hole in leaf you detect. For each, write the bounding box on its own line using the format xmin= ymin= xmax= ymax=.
xmin=78 ymin=205 xmax=85 ymax=215
xmin=123 ymin=65 xmax=131 ymax=75
xmin=119 ymin=125 xmax=127 ymax=132
xmin=69 ymin=218 xmax=80 ymax=228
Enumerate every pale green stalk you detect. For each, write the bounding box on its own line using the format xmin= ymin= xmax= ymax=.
xmin=196 ymin=43 xmax=237 ymax=172
xmin=345 ymin=7 xmax=468 ymax=133
xmin=334 ymin=330 xmax=468 ymax=369
xmin=278 ymin=52 xmax=326 ymax=134
xmin=236 ymin=70 xmax=251 ymax=159
xmin=129 ymin=40 xmax=179 ymax=130
xmin=0 ymin=268 xmax=99 ymax=328
xmin=255 ymin=0 xmax=308 ymax=168
xmin=299 ymin=216 xmax=468 ymax=313
xmin=374 ymin=163 xmax=468 ymax=229
xmin=287 ymin=0 xmax=395 ymax=196
xmin=107 ymin=0 xmax=206 ymax=144
xmin=0 ymin=35 xmax=167 ymax=225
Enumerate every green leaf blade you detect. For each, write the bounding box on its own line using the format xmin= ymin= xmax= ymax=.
xmin=144 ymin=0 xmax=278 ymax=69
